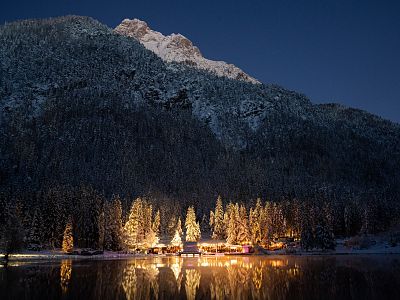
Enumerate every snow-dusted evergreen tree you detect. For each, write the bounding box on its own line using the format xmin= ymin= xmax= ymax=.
xmin=98 ymin=208 xmax=105 ymax=250
xmin=152 ymin=210 xmax=161 ymax=239
xmin=167 ymin=215 xmax=177 ymax=239
xmin=272 ymin=202 xmax=285 ymax=238
xmin=124 ymin=198 xmax=159 ymax=249
xmin=171 ymin=230 xmax=182 ymax=246
xmin=27 ymin=208 xmax=43 ymax=250
xmin=210 ymin=196 xmax=225 ymax=240
xmin=314 ymin=203 xmax=335 ymax=250
xmin=124 ymin=198 xmax=142 ymax=250
xmin=142 ymin=202 xmax=158 ymax=248
xmin=104 ymin=196 xmax=124 ymax=251
xmin=0 ymin=202 xmax=24 ymax=259
xmin=300 ymin=202 xmax=315 ymax=250
xmin=237 ymin=204 xmax=250 ymax=244
xmin=62 ymin=218 xmax=74 ymax=253
xmin=249 ymin=198 xmax=263 ymax=244
xmin=171 ymin=219 xmax=183 ymax=247
xmin=185 ymin=206 xmax=201 ymax=242
xmin=226 ymin=203 xmax=240 ymax=244
xmin=176 ymin=218 xmax=183 ymax=236
xmin=199 ymin=214 xmax=209 ymax=237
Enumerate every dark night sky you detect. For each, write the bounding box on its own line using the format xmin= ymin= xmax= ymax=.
xmin=1 ymin=0 xmax=399 ymax=122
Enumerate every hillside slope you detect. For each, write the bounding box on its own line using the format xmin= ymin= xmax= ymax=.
xmin=0 ymin=16 xmax=399 ymax=213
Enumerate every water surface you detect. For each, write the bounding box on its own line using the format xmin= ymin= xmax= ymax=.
xmin=1 ymin=255 xmax=399 ymax=299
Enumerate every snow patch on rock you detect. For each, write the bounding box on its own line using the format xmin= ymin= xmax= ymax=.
xmin=114 ymin=19 xmax=260 ymax=84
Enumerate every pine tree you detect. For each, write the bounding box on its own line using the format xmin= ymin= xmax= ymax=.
xmin=27 ymin=209 xmax=43 ymax=250
xmin=171 ymin=226 xmax=183 ymax=247
xmin=200 ymin=214 xmax=210 ymax=237
xmin=111 ymin=197 xmax=124 ymax=250
xmin=226 ymin=203 xmax=239 ymax=244
xmin=210 ymin=196 xmax=225 ymax=240
xmin=262 ymin=202 xmax=274 ymax=245
xmin=250 ymin=199 xmax=263 ymax=244
xmin=152 ymin=210 xmax=161 ymax=239
xmin=314 ymin=203 xmax=335 ymax=250
xmin=62 ymin=218 xmax=74 ymax=253
xmin=142 ymin=202 xmax=158 ymax=248
xmin=185 ymin=206 xmax=201 ymax=242
xmin=0 ymin=202 xmax=24 ymax=259
xmin=167 ymin=216 xmax=177 ymax=239
xmin=124 ymin=198 xmax=142 ymax=250
xmin=124 ymin=198 xmax=159 ymax=250
xmin=237 ymin=204 xmax=250 ymax=244
xmin=176 ymin=218 xmax=183 ymax=236
xmin=300 ymin=202 xmax=315 ymax=251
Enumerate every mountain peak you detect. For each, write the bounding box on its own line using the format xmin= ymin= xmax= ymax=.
xmin=115 ymin=18 xmax=260 ymax=84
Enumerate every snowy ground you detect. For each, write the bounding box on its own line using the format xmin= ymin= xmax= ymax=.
xmin=0 ymin=250 xmax=150 ymax=261
xmin=2 ymin=236 xmax=400 ymax=262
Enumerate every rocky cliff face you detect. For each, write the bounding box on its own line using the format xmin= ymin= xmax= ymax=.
xmin=114 ymin=18 xmax=260 ymax=84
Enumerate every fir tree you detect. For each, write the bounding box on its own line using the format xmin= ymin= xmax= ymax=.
xmin=185 ymin=206 xmax=201 ymax=242
xmin=237 ymin=204 xmax=250 ymax=244
xmin=27 ymin=209 xmax=43 ymax=250
xmin=226 ymin=203 xmax=239 ymax=244
xmin=176 ymin=218 xmax=183 ymax=236
xmin=0 ymin=202 xmax=24 ymax=260
xmin=62 ymin=218 xmax=74 ymax=253
xmin=171 ymin=226 xmax=183 ymax=247
xmin=152 ymin=210 xmax=161 ymax=239
xmin=124 ymin=198 xmax=142 ymax=250
xmin=210 ymin=196 xmax=225 ymax=240
xmin=124 ymin=198 xmax=159 ymax=249
xmin=250 ymin=198 xmax=263 ymax=244
xmin=167 ymin=216 xmax=177 ymax=239
xmin=314 ymin=203 xmax=335 ymax=250
xmin=110 ymin=197 xmax=124 ymax=250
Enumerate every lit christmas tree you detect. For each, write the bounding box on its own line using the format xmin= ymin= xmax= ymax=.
xmin=185 ymin=206 xmax=201 ymax=242
xmin=171 ymin=228 xmax=182 ymax=247
xmin=62 ymin=219 xmax=73 ymax=253
xmin=210 ymin=196 xmax=225 ymax=240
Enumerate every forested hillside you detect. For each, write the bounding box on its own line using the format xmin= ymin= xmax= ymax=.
xmin=0 ymin=16 xmax=399 ymax=250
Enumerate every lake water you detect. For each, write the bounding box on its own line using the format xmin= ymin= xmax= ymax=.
xmin=1 ymin=255 xmax=400 ymax=299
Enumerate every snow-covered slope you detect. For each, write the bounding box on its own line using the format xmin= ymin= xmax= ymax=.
xmin=114 ymin=19 xmax=260 ymax=84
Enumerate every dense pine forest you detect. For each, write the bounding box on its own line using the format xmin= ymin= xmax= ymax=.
xmin=0 ymin=16 xmax=399 ymax=254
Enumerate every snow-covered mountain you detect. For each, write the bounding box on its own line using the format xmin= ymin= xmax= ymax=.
xmin=114 ymin=18 xmax=260 ymax=84
xmin=1 ymin=16 xmax=399 ymax=218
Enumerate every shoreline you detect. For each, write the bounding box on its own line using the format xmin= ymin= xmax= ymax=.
xmin=2 ymin=248 xmax=400 ymax=263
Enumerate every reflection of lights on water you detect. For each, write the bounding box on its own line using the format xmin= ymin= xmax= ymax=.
xmin=270 ymin=260 xmax=287 ymax=268
xmin=185 ymin=269 xmax=201 ymax=300
xmin=170 ymin=263 xmax=182 ymax=280
xmin=60 ymin=260 xmax=72 ymax=294
xmin=121 ymin=256 xmax=301 ymax=300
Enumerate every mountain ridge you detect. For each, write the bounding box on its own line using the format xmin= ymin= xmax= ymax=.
xmin=114 ymin=18 xmax=260 ymax=84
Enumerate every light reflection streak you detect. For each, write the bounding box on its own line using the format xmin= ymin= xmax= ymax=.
xmin=119 ymin=256 xmax=301 ymax=300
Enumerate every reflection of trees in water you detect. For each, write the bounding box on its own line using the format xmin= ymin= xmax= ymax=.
xmin=170 ymin=257 xmax=183 ymax=291
xmin=185 ymin=269 xmax=201 ymax=300
xmin=252 ymin=265 xmax=263 ymax=290
xmin=122 ymin=261 xmax=159 ymax=300
xmin=60 ymin=260 xmax=72 ymax=294
xmin=2 ymin=257 xmax=400 ymax=299
xmin=207 ymin=258 xmax=302 ymax=300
